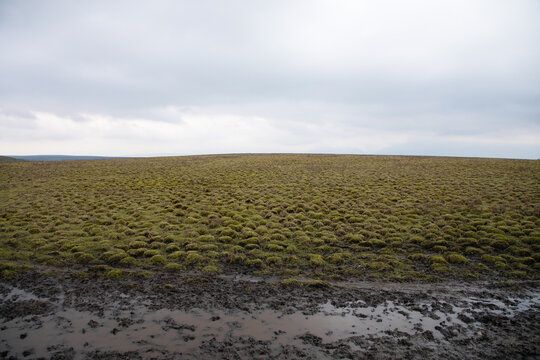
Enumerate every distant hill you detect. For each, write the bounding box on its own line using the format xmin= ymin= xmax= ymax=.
xmin=7 ymin=155 xmax=124 ymax=162
xmin=0 ymin=156 xmax=23 ymax=163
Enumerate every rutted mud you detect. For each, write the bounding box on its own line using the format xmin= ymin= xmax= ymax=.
xmin=0 ymin=271 xmax=538 ymax=359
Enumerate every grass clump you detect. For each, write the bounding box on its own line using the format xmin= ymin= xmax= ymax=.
xmin=168 ymin=251 xmax=186 ymax=260
xmin=431 ymin=263 xmax=449 ymax=273
xmin=266 ymin=256 xmax=283 ymax=266
xmin=73 ymin=252 xmax=97 ymax=264
xmin=1 ymin=269 xmax=18 ymax=280
xmin=150 ymin=254 xmax=166 ymax=265
xmin=429 ymin=255 xmax=447 ymax=264
xmin=106 ymin=269 xmax=123 ymax=280
xmin=409 ymin=253 xmax=426 ymax=261
xmin=133 ymin=270 xmax=152 ymax=279
xmin=119 ymin=256 xmax=138 ymax=266
xmin=201 ymin=265 xmax=220 ymax=275
xmin=302 ymin=279 xmax=330 ymax=288
xmin=165 ymin=244 xmax=180 ymax=253
xmin=447 ymin=254 xmax=469 ymax=264
xmin=185 ymin=252 xmax=204 ymax=265
xmin=309 ymin=254 xmax=326 ymax=267
xmin=143 ymin=249 xmax=160 ymax=258
xmin=164 ymin=262 xmax=183 ymax=272
xmin=328 ymin=252 xmax=351 ymax=264
xmin=127 ymin=248 xmax=146 ymax=257
xmin=244 ymin=258 xmax=264 ymax=268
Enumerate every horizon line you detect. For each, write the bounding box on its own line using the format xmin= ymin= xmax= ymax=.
xmin=4 ymin=152 xmax=539 ymax=161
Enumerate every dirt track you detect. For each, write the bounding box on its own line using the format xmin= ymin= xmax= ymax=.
xmin=1 ymin=271 xmax=539 ymax=359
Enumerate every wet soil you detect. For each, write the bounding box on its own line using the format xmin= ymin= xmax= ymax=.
xmin=0 ymin=271 xmax=538 ymax=359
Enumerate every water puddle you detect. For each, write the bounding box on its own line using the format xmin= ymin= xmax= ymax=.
xmin=1 ymin=286 xmax=539 ymax=358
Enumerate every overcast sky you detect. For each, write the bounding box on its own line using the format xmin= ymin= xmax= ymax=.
xmin=0 ymin=0 xmax=539 ymax=158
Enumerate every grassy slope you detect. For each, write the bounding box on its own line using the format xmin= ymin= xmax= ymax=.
xmin=0 ymin=154 xmax=538 ymax=281
xmin=0 ymin=156 xmax=21 ymax=163
xmin=8 ymin=155 xmax=121 ymax=161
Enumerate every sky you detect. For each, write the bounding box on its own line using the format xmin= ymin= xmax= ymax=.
xmin=0 ymin=0 xmax=539 ymax=159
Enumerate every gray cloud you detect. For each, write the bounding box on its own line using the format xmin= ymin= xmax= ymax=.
xmin=0 ymin=0 xmax=539 ymax=158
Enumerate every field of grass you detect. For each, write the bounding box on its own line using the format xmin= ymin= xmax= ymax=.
xmin=0 ymin=154 xmax=538 ymax=281
xmin=0 ymin=156 xmax=21 ymax=163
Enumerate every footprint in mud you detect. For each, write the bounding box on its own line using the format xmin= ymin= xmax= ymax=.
xmin=22 ymin=349 xmax=34 ymax=357
xmin=161 ymin=318 xmax=196 ymax=332
xmin=117 ymin=317 xmax=135 ymax=327
xmin=227 ymin=321 xmax=242 ymax=329
xmin=87 ymin=319 xmax=100 ymax=328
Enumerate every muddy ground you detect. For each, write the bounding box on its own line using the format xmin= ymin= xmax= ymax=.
xmin=0 ymin=270 xmax=538 ymax=359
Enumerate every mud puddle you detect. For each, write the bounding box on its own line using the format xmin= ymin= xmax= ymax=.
xmin=1 ymin=273 xmax=539 ymax=359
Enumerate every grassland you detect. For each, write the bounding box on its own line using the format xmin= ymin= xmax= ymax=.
xmin=0 ymin=154 xmax=538 ymax=281
xmin=0 ymin=156 xmax=21 ymax=163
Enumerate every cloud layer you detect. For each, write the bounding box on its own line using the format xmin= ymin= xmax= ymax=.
xmin=1 ymin=0 xmax=539 ymax=158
